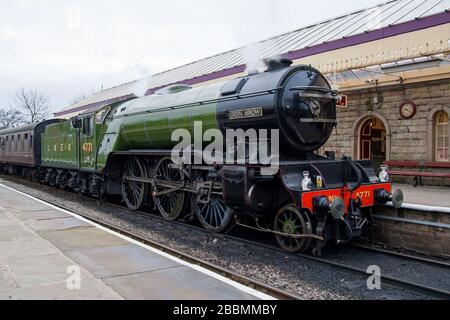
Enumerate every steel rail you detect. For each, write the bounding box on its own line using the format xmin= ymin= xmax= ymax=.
xmin=350 ymin=244 xmax=450 ymax=269
xmin=1 ymin=175 xmax=449 ymax=300
xmin=213 ymin=233 xmax=450 ymax=300
xmin=296 ymin=253 xmax=450 ymax=300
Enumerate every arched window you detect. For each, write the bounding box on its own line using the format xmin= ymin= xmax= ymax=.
xmin=435 ymin=111 xmax=449 ymax=162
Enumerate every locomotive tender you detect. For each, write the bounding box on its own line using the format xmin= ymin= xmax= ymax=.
xmin=0 ymin=58 xmax=403 ymax=254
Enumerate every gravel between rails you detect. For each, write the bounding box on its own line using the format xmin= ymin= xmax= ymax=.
xmin=0 ymin=175 xmax=436 ymax=300
xmin=320 ymin=246 xmax=450 ymax=292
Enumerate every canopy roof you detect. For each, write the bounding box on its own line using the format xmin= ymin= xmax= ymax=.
xmin=56 ymin=0 xmax=450 ymax=118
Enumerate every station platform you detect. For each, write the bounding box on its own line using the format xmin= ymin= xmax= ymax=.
xmin=0 ymin=183 xmax=270 ymax=300
xmin=375 ymin=184 xmax=449 ymax=258
xmin=393 ymin=183 xmax=450 ymax=208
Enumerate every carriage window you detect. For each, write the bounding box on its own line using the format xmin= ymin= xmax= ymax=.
xmin=436 ymin=111 xmax=449 ymax=162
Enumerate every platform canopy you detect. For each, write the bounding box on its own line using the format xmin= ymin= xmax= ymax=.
xmin=56 ymin=0 xmax=450 ymax=119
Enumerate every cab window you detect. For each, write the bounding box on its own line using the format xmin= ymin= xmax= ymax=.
xmin=96 ymin=107 xmax=110 ymax=124
xmin=82 ymin=116 xmax=94 ymax=136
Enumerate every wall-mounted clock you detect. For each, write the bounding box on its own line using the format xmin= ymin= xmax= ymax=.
xmin=399 ymin=101 xmax=417 ymax=120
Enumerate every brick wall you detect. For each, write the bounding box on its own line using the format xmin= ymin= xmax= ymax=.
xmin=375 ymin=206 xmax=450 ymax=259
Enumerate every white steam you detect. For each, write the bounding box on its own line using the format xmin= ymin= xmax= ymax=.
xmin=129 ymin=63 xmax=153 ymax=98
xmin=224 ymin=3 xmax=285 ymax=75
xmin=131 ymin=74 xmax=152 ymax=98
xmin=242 ymin=44 xmax=266 ymax=75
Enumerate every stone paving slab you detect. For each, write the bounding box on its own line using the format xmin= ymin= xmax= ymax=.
xmin=0 ymin=225 xmax=37 ymax=242
xmin=38 ymin=227 xmax=129 ymax=252
xmin=0 ymin=203 xmax=123 ymax=299
xmin=66 ymin=244 xmax=180 ymax=279
xmin=104 ymin=266 xmax=257 ymax=300
xmin=0 ymin=275 xmax=122 ymax=300
xmin=1 ymin=202 xmax=53 ymax=212
xmin=0 ymin=183 xmax=263 ymax=301
xmin=8 ymin=209 xmax=71 ymax=221
xmin=4 ymin=253 xmax=84 ymax=288
xmin=0 ymin=235 xmax=121 ymax=300
xmin=0 ymin=238 xmax=58 ymax=263
xmin=26 ymin=217 xmax=91 ymax=232
xmin=0 ymin=214 xmax=17 ymax=226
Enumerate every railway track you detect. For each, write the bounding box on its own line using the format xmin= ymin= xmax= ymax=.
xmin=219 ymin=233 xmax=450 ymax=300
xmin=350 ymin=244 xmax=450 ymax=269
xmin=294 ymin=249 xmax=450 ymax=300
xmin=2 ymin=175 xmax=450 ymax=300
xmin=0 ymin=178 xmax=299 ymax=300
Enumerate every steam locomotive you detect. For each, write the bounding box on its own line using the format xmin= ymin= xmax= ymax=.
xmin=0 ymin=58 xmax=403 ymax=254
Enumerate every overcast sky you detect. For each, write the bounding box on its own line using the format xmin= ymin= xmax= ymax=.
xmin=0 ymin=0 xmax=383 ymax=113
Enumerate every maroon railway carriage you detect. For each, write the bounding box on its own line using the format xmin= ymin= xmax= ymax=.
xmin=0 ymin=120 xmax=61 ymax=175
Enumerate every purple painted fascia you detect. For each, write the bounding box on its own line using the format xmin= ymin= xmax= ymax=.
xmin=57 ymin=11 xmax=449 ymax=117
xmin=283 ymin=10 xmax=450 ymax=61
xmin=145 ymin=65 xmax=246 ymax=95
xmin=147 ymin=11 xmax=449 ymax=95
xmin=54 ymin=95 xmax=135 ymax=117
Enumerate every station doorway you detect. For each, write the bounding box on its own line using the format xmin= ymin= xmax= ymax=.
xmin=359 ymin=117 xmax=387 ymax=169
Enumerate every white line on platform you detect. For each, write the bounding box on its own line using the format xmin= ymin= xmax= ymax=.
xmin=0 ymin=183 xmax=276 ymax=301
xmin=387 ymin=202 xmax=450 ymax=214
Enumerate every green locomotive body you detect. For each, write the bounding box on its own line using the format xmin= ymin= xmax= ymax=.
xmin=41 ymin=83 xmax=221 ymax=172
xmin=1 ymin=59 xmax=403 ymax=254
xmin=41 ymin=120 xmax=79 ymax=168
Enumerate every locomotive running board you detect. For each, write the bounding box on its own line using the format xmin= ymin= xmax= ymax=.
xmin=112 ymin=150 xmax=173 ymax=156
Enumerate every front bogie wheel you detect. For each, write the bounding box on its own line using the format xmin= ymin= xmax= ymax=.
xmin=274 ymin=205 xmax=313 ymax=252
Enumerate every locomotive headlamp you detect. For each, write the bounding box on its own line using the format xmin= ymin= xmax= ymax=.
xmin=302 ymin=171 xmax=313 ymax=191
xmin=379 ymin=165 xmax=389 ymax=182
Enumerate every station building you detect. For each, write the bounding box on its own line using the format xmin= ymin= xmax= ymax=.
xmin=56 ymin=0 xmax=450 ymax=185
